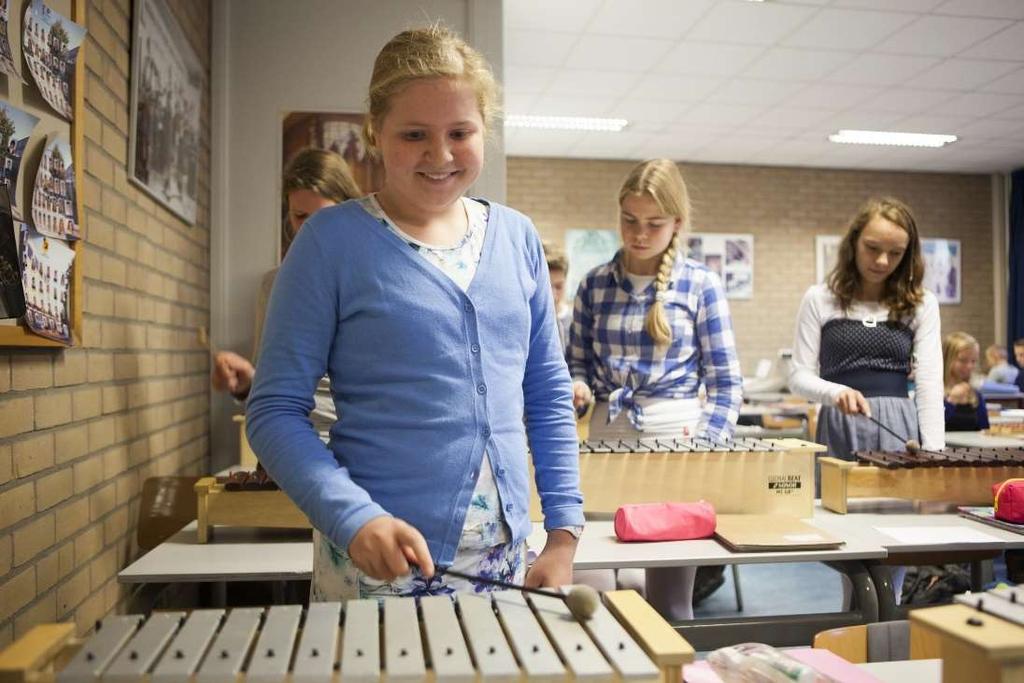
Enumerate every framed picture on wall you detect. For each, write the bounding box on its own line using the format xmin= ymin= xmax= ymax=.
xmin=687 ymin=232 xmax=754 ymax=299
xmin=128 ymin=0 xmax=202 ymax=225
xmin=281 ymin=111 xmax=384 ymax=258
xmin=564 ymin=228 xmax=620 ymax=305
xmin=922 ymin=238 xmax=961 ymax=304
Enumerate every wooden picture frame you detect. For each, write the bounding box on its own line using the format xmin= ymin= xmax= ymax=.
xmin=0 ymin=0 xmax=83 ymax=348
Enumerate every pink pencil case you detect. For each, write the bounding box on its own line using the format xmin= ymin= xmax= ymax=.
xmin=614 ymin=501 xmax=716 ymax=542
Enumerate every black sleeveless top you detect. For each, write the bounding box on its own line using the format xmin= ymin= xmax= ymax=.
xmin=819 ymin=318 xmax=913 ymax=398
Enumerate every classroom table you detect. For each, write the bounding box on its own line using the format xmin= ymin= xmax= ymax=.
xmin=981 ymin=390 xmax=1024 ymax=409
xmin=944 ymin=430 xmax=1024 ymax=447
xmin=812 ymin=502 xmax=1024 ymax=621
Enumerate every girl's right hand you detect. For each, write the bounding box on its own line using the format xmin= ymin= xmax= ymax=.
xmin=834 ymin=388 xmax=871 ymax=417
xmin=348 ymin=516 xmax=434 ymax=582
xmin=211 ymin=351 xmax=256 ymax=397
xmin=946 ymin=381 xmax=973 ymax=405
xmin=572 ymin=380 xmax=593 ymax=411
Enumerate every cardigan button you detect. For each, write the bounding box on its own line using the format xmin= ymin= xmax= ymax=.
xmin=477 ymin=384 xmax=487 ymax=395
xmin=464 ymin=302 xmax=473 ymax=312
xmin=505 ymin=503 xmax=513 ymax=512
xmin=471 ymin=343 xmax=480 ymax=354
xmin=482 ymin=426 xmax=491 ymax=438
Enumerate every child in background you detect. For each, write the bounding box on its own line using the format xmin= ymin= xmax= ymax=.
xmin=944 ymin=332 xmax=990 ymax=431
xmin=247 ymin=25 xmax=582 ymax=600
xmin=984 ymin=344 xmax=1019 ymax=386
xmin=543 ymin=241 xmax=572 ymax=351
xmin=1014 ymin=339 xmax=1024 ymax=392
xmin=568 ymin=158 xmax=743 ymax=621
xmin=211 ymin=148 xmax=360 ymax=433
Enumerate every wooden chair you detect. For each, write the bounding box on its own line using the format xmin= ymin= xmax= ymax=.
xmin=136 ymin=476 xmax=200 ymax=552
xmin=813 ymin=620 xmax=910 ymax=663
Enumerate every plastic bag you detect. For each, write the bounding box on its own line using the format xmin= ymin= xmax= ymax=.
xmin=707 ymin=643 xmax=832 ymax=682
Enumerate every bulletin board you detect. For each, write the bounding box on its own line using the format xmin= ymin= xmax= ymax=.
xmin=0 ymin=0 xmax=84 ymax=347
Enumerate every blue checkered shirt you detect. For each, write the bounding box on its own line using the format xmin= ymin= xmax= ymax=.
xmin=567 ymin=252 xmax=742 ymax=440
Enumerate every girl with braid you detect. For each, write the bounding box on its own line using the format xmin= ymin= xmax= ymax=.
xmin=247 ymin=26 xmax=581 ymax=601
xmin=567 ymin=158 xmax=742 ymax=621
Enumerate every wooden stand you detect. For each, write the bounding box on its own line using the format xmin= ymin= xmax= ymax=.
xmin=531 ymin=438 xmax=824 ymax=520
xmin=911 ymin=603 xmax=1024 ymax=683
xmin=193 ymin=477 xmax=310 ymax=543
xmin=819 ymin=456 xmax=1024 ymax=514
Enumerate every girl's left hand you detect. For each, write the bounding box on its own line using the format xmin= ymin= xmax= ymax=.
xmin=524 ymin=529 xmax=577 ymax=588
xmin=947 ymin=381 xmax=973 ymax=404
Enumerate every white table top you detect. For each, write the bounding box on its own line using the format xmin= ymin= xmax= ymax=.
xmin=813 ymin=503 xmax=1024 ymax=554
xmin=858 ymin=658 xmax=941 ymax=682
xmin=528 ymin=520 xmax=886 ymax=569
xmin=944 ymin=430 xmax=1024 ymax=448
xmin=119 ymin=522 xmax=314 ymax=584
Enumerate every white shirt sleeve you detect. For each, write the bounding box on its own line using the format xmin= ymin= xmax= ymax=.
xmin=788 ymin=285 xmax=849 ymax=404
xmin=912 ymin=292 xmax=945 ymax=450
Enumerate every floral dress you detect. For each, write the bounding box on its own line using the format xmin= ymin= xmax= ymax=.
xmin=310 ymin=195 xmax=526 ymax=601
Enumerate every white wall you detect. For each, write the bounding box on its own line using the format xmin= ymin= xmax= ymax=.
xmin=210 ymin=0 xmax=505 ymax=470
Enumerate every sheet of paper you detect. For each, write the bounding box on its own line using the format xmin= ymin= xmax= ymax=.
xmin=874 ymin=526 xmax=1003 ymax=545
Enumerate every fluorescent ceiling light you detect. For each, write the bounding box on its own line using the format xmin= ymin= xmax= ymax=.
xmin=505 ymin=115 xmax=628 ymax=132
xmin=828 ymin=129 xmax=957 ymax=148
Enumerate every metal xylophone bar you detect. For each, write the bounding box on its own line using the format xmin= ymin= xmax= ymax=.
xmin=856 ymin=447 xmax=1024 ymax=469
xmin=579 ymin=437 xmax=787 ymax=454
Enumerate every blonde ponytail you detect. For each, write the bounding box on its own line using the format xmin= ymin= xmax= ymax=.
xmin=644 ymin=231 xmax=680 ymax=346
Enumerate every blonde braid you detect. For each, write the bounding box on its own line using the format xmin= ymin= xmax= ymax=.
xmin=644 ymin=231 xmax=680 ymax=346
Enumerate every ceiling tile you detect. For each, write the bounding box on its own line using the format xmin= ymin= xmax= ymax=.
xmin=674 ymin=103 xmax=764 ymax=126
xmin=833 ymin=0 xmax=945 ymax=11
xmin=884 ymin=113 xmax=970 ymax=131
xmin=566 ymin=131 xmax=652 ymax=159
xmin=685 ymin=2 xmax=817 ymax=46
xmin=607 ymin=99 xmax=692 ymax=124
xmin=783 ymin=9 xmax=917 ymax=50
xmin=565 ymin=35 xmax=675 ymax=72
xmin=783 ymin=83 xmax=885 ymax=110
xmin=826 ymin=54 xmax=940 ymax=86
xmin=503 ymin=90 xmax=539 ymax=114
xmin=746 ymin=107 xmax=836 ymax=130
xmin=979 ymin=67 xmax=1024 ymax=94
xmin=935 ymin=0 xmax=1024 ymax=20
xmin=961 ymin=22 xmax=1024 ymax=59
xmin=706 ymin=79 xmax=803 ymax=106
xmin=740 ymin=47 xmax=855 ymax=81
xmin=503 ymin=66 xmax=556 ymax=94
xmin=910 ymin=58 xmax=1021 ymax=90
xmin=504 ymin=128 xmax=584 ymax=157
xmin=867 ymin=88 xmax=956 ymax=114
xmin=929 ymin=91 xmax=1024 ymax=116
xmin=545 ymin=69 xmax=641 ymax=96
xmin=529 ymin=92 xmax=621 ymax=116
xmin=627 ymin=74 xmax=723 ymax=102
xmin=954 ymin=117 xmax=1024 ymax=139
xmin=658 ymin=42 xmax=765 ymax=77
xmin=507 ymin=30 xmax=577 ymax=68
xmin=820 ymin=109 xmax=909 ymax=131
xmin=877 ymin=15 xmax=1011 ymax=56
xmin=586 ymin=0 xmax=715 ymax=39
xmin=504 ymin=0 xmax=603 ymax=32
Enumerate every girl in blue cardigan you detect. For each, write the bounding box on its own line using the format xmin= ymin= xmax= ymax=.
xmin=246 ymin=26 xmax=583 ymax=601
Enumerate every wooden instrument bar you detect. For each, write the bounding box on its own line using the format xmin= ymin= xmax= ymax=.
xmin=820 ymin=446 xmax=1024 ymax=514
xmin=0 ymin=590 xmax=695 ymax=683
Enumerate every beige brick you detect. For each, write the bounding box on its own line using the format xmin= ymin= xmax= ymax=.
xmin=0 ymin=355 xmax=10 ymax=393
xmin=88 ymin=417 xmax=116 ymax=452
xmin=74 ymin=454 xmax=105 ymax=494
xmin=55 ymin=498 xmax=90 ymax=542
xmin=0 ymin=482 xmax=35 ymax=529
xmin=101 ymin=254 xmax=127 ymax=287
xmin=84 ymin=106 xmax=103 ymax=143
xmin=36 ymin=468 xmax=74 ymax=511
xmin=54 ymin=350 xmax=89 ymax=387
xmin=13 ymin=514 xmax=55 ymax=565
xmin=0 ymin=568 xmax=35 ymax=622
xmin=0 ymin=442 xmax=11 ymax=485
xmin=72 ymin=387 xmax=102 ymax=421
xmin=85 ymin=285 xmax=115 ymax=317
xmin=90 ymin=483 xmax=117 ymax=521
xmin=11 ymin=354 xmax=53 ymax=390
xmin=102 ymin=189 xmax=127 ymax=225
xmin=0 ymin=534 xmax=10 ymax=574
xmin=87 ymin=352 xmax=114 ymax=382
xmin=14 ymin=593 xmax=56 ymax=640
xmin=103 ymin=507 xmax=128 ymax=544
xmin=36 ymin=542 xmax=75 ymax=593
xmin=54 ymin=424 xmax=89 ymax=464
xmin=0 ymin=396 xmax=34 ymax=438
xmin=86 ymin=142 xmax=114 ymax=185
xmin=13 ymin=432 xmax=55 ymax=478
xmin=74 ymin=525 xmax=103 ymax=567
xmin=34 ymin=391 xmax=73 ymax=429
xmin=90 ymin=547 xmax=118 ymax=590
xmin=81 ymin=174 xmax=103 ymax=212
xmin=56 ymin=567 xmax=91 ymax=615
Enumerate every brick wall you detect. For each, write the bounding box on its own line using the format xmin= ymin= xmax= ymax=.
xmin=0 ymin=0 xmax=211 ymax=645
xmin=509 ymin=157 xmax=995 ymax=373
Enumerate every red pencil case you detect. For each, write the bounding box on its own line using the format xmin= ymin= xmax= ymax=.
xmin=614 ymin=501 xmax=716 ymax=542
xmin=993 ymin=479 xmax=1024 ymax=524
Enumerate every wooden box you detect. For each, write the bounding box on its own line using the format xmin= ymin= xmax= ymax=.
xmin=194 ymin=477 xmax=310 ymax=543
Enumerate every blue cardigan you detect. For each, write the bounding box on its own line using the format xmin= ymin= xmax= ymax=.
xmin=246 ymin=200 xmax=583 ymax=565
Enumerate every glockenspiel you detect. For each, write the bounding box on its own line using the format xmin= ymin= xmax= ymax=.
xmin=0 ymin=590 xmax=694 ymax=683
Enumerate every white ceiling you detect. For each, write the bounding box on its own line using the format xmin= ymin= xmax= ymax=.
xmin=503 ymin=0 xmax=1024 ymax=173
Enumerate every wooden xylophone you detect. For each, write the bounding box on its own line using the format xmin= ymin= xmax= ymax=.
xmin=820 ymin=446 xmax=1024 ymax=514
xmin=910 ymin=586 xmax=1024 ymax=682
xmin=0 ymin=590 xmax=695 ymax=683
xmin=530 ymin=437 xmax=825 ymax=520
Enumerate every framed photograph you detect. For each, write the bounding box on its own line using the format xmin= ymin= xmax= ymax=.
xmin=687 ymin=232 xmax=754 ymax=299
xmin=564 ymin=228 xmax=620 ymax=304
xmin=128 ymin=0 xmax=202 ymax=224
xmin=815 ymin=234 xmax=842 ymax=284
xmin=281 ymin=111 xmax=384 ymax=257
xmin=922 ymin=238 xmax=961 ymax=304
